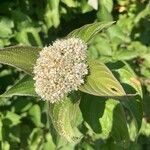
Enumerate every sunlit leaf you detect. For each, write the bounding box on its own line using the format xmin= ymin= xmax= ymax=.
xmin=80 ymin=59 xmax=126 ymax=97
xmin=0 ymin=17 xmax=14 ymax=38
xmin=113 ymin=50 xmax=139 ymax=61
xmin=48 ymin=94 xmax=82 ymax=142
xmin=68 ymin=21 xmax=114 ymax=42
xmin=44 ymin=0 xmax=60 ymax=28
xmin=43 ymin=133 xmax=56 ymax=150
xmin=88 ymin=0 xmax=98 ymax=10
xmin=28 ymin=104 xmax=43 ymax=127
xmin=28 ymin=128 xmax=54 ymax=150
xmin=3 ymin=111 xmax=21 ymax=126
xmin=0 ymin=46 xmax=41 ymax=75
xmin=99 ymin=0 xmax=113 ymax=12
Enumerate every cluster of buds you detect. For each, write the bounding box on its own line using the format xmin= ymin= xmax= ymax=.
xmin=33 ymin=38 xmax=88 ymax=103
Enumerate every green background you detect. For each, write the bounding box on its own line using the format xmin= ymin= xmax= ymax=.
xmin=0 ymin=0 xmax=150 ymax=149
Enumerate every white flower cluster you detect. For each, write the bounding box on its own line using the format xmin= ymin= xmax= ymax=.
xmin=33 ymin=38 xmax=88 ymax=103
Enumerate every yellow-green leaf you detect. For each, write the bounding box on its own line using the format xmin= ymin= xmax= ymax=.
xmin=80 ymin=59 xmax=126 ymax=97
xmin=48 ymin=94 xmax=82 ymax=142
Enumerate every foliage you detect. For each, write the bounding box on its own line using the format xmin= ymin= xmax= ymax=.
xmin=0 ymin=0 xmax=150 ymax=149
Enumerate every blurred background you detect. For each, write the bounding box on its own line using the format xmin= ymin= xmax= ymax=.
xmin=0 ymin=0 xmax=150 ymax=149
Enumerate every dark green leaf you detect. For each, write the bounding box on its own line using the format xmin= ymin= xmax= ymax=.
xmin=111 ymin=61 xmax=143 ymax=140
xmin=9 ymin=125 xmax=20 ymax=143
xmin=80 ymin=94 xmax=130 ymax=147
xmin=0 ymin=75 xmax=37 ymax=98
xmin=0 ymin=119 xmax=2 ymax=141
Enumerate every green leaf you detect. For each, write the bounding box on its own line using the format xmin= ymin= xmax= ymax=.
xmin=97 ymin=5 xmax=113 ymax=21
xmin=12 ymin=98 xmax=33 ymax=113
xmin=99 ymin=0 xmax=113 ymax=12
xmin=116 ymin=62 xmax=142 ymax=97
xmin=44 ymin=0 xmax=60 ymax=28
xmin=2 ymin=111 xmax=21 ymax=127
xmin=68 ymin=21 xmax=115 ymax=42
xmin=113 ymin=50 xmax=139 ymax=61
xmin=28 ymin=104 xmax=43 ymax=127
xmin=9 ymin=125 xmax=21 ymax=143
xmin=0 ymin=75 xmax=37 ymax=98
xmin=88 ymin=34 xmax=112 ymax=59
xmin=0 ymin=17 xmax=14 ymax=38
xmin=79 ymin=59 xmax=126 ymax=97
xmin=107 ymin=25 xmax=129 ymax=42
xmin=48 ymin=93 xmax=82 ymax=142
xmin=134 ymin=1 xmax=150 ymax=24
xmin=118 ymin=64 xmax=143 ymax=134
xmin=80 ymin=94 xmax=130 ymax=147
xmin=12 ymin=10 xmax=43 ymax=46
xmin=43 ymin=133 xmax=56 ymax=150
xmin=109 ymin=61 xmax=143 ymax=141
xmin=0 ymin=119 xmax=2 ymax=141
xmin=28 ymin=128 xmax=44 ymax=150
xmin=61 ymin=0 xmax=77 ymax=7
xmin=1 ymin=141 xmax=10 ymax=150
xmin=15 ymin=28 xmax=43 ymax=46
xmin=139 ymin=119 xmax=150 ymax=137
xmin=0 ymin=46 xmax=41 ymax=75
xmin=110 ymin=101 xmax=130 ymax=148
xmin=88 ymin=0 xmax=98 ymax=10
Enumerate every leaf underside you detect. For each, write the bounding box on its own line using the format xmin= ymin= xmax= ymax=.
xmin=48 ymin=95 xmax=82 ymax=142
xmin=0 ymin=45 xmax=41 ymax=75
xmin=68 ymin=21 xmax=115 ymax=42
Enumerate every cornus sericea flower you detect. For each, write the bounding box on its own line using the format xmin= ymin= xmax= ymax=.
xmin=33 ymin=37 xmax=88 ymax=103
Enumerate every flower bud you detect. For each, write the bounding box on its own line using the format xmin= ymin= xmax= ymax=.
xmin=33 ymin=38 xmax=88 ymax=103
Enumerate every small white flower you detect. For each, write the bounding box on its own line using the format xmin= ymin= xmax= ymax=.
xmin=33 ymin=38 xmax=88 ymax=103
